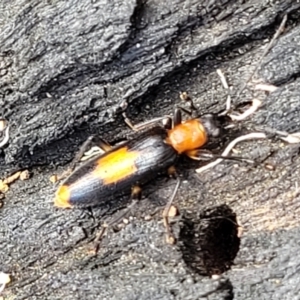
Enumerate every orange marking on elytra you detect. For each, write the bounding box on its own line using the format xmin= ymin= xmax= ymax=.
xmin=93 ymin=147 xmax=139 ymax=184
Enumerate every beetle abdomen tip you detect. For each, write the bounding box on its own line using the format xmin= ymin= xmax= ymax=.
xmin=54 ymin=185 xmax=72 ymax=208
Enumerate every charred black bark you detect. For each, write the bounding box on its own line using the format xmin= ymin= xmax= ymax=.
xmin=1 ymin=1 xmax=300 ymax=299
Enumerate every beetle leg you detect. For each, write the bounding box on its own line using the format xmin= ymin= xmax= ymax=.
xmin=162 ymin=117 xmax=173 ymax=130
xmin=175 ymin=105 xmax=193 ymax=116
xmin=72 ymin=136 xmax=112 ymax=167
xmin=69 ymin=136 xmax=111 ymax=172
xmin=122 ymin=92 xmax=198 ymax=132
xmin=162 ymin=174 xmax=181 ymax=244
xmin=172 ymin=108 xmax=182 ymax=126
xmin=52 ymin=136 xmax=112 ymax=182
xmin=122 ymin=112 xmax=172 ymax=131
xmin=176 ymin=92 xmax=197 ymax=117
xmin=92 ymin=136 xmax=112 ymax=152
xmin=80 ymin=136 xmax=112 ymax=161
xmin=122 ymin=96 xmax=193 ymax=132
xmin=93 ymin=186 xmax=142 ymax=253
xmin=179 ymin=91 xmax=197 ymax=111
xmin=123 ymin=112 xmax=178 ymax=130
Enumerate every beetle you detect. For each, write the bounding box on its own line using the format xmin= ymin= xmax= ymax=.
xmin=53 ymin=105 xmax=229 ymax=240
xmin=53 ymin=97 xmax=261 ymax=243
xmin=54 ymin=112 xmax=222 ymax=208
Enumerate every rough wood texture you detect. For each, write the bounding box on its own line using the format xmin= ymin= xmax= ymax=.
xmin=1 ymin=1 xmax=300 ymax=299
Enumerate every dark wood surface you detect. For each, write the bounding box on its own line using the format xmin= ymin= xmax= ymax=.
xmin=1 ymin=1 xmax=300 ymax=299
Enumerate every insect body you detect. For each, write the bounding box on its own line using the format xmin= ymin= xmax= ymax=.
xmin=54 ymin=113 xmax=221 ymax=208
